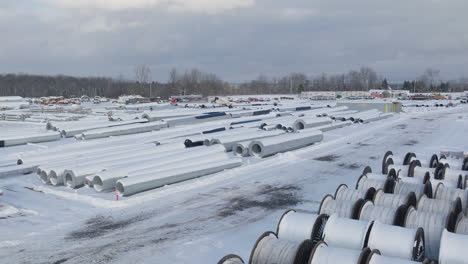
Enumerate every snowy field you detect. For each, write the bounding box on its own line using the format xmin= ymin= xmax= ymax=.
xmin=0 ymin=99 xmax=467 ymax=263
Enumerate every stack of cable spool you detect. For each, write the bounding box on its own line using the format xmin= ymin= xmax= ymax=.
xmin=434 ymin=163 xmax=468 ymax=188
xmin=409 ymin=160 xmax=463 ymax=190
xmin=248 ymin=231 xmax=313 ymax=264
xmin=319 ymin=195 xmax=366 ymax=219
xmin=320 ymin=214 xmax=373 ymax=250
xmin=393 ymin=180 xmax=433 ymax=199
xmin=361 ymin=166 xmax=398 ymax=181
xmin=439 ymin=229 xmax=468 ymax=263
xmin=434 ymin=184 xmax=468 ymax=214
xmin=366 ymin=221 xmax=425 ymax=261
xmin=407 ymin=152 xmax=439 ymax=169
xmin=276 ymin=209 xmax=328 ymax=245
xmin=218 ymin=255 xmax=245 ymax=264
xmin=382 ymin=151 xmax=416 ymax=173
xmin=308 ymin=242 xmax=371 ymax=264
xmin=355 ymin=174 xmax=395 ymax=194
xmin=404 ymin=206 xmax=457 ymax=260
xmin=358 ymin=200 xmax=409 ymax=226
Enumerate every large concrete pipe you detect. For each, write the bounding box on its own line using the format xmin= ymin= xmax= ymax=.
xmin=290 ymin=117 xmax=332 ymax=131
xmin=211 ymin=130 xmax=285 ymax=152
xmin=115 ymin=158 xmax=242 ymax=196
xmin=248 ymin=129 xmax=323 ymax=158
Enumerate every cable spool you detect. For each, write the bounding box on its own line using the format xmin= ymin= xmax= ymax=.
xmin=398 ymin=175 xmax=429 ymax=185
xmin=308 ymin=242 xmax=371 ymax=264
xmin=276 ymin=209 xmax=328 ymax=244
xmin=382 ymin=151 xmax=415 ymax=171
xmin=356 ymin=176 xmax=395 ymax=194
xmin=335 ymin=184 xmax=376 ymax=202
xmin=439 ymin=229 xmax=468 ymax=264
xmin=455 ymin=216 xmax=468 ymax=235
xmin=373 ymin=189 xmax=417 ymax=208
xmin=382 ymin=155 xmax=394 ymax=175
xmin=439 ymin=156 xmax=465 ymax=170
xmin=367 ymin=221 xmax=425 ymax=261
xmin=359 ymin=201 xmax=409 ymax=227
xmin=249 ymin=231 xmax=313 ymax=264
xmin=404 ymin=206 xmax=457 ymax=259
xmin=321 ymin=214 xmax=373 ymax=250
xmin=430 ymin=177 xmax=462 ymax=192
xmin=434 ymin=184 xmax=468 ymax=214
xmin=218 ymin=254 xmax=245 ymax=264
xmin=319 ymin=195 xmax=366 ymax=219
xmin=387 ymin=164 xmax=411 ymax=178
xmin=408 ymin=154 xmax=438 ymax=169
xmin=366 ymin=250 xmax=427 ymax=264
xmin=434 ymin=163 xmax=449 ymax=180
xmin=408 ymin=160 xmax=434 ymax=179
xmin=394 ymin=180 xmax=433 ymax=199
xmin=417 ymin=195 xmax=462 ymax=216
xmin=361 ymin=166 xmax=397 ymax=181
xmin=439 ymin=166 xmax=468 ymax=182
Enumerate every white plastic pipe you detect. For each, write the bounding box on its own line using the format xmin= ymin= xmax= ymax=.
xmin=79 ymin=122 xmax=168 ymax=140
xmin=0 ymin=131 xmax=61 ymax=147
xmin=212 ymin=130 xmax=285 ymax=152
xmin=116 ymin=158 xmax=242 ymax=196
xmin=322 ymin=214 xmax=372 ymax=250
xmin=0 ymin=164 xmax=38 ymax=178
xmin=249 ymin=130 xmax=323 ymax=158
xmin=439 ymin=229 xmax=468 ymax=264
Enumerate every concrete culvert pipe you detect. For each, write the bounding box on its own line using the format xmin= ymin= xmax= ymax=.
xmin=394 ymin=180 xmax=432 ymax=199
xmin=276 ymin=209 xmax=328 ymax=244
xmin=404 ymin=206 xmax=456 ymax=259
xmin=356 ymin=175 xmax=395 ymax=194
xmin=319 ymin=195 xmax=366 ymax=219
xmin=217 ymin=254 xmax=245 ymax=264
xmin=434 ymin=184 xmax=468 ymax=214
xmin=248 ymin=231 xmax=313 ymax=264
xmin=116 ymin=158 xmax=242 ymax=196
xmin=417 ymin=195 xmax=462 ymax=216
xmin=367 ymin=221 xmax=425 ymax=261
xmin=455 ymin=216 xmax=468 ymax=235
xmin=321 ymin=214 xmax=373 ymax=250
xmin=309 ymin=242 xmax=371 ymax=264
xmin=366 ymin=250 xmax=427 ymax=264
xmin=233 ymin=141 xmax=251 ymax=157
xmin=438 ymin=229 xmax=468 ymax=264
xmin=373 ymin=189 xmax=417 ymax=209
xmin=291 ymin=117 xmax=332 ymax=131
xmin=359 ymin=201 xmax=409 ymax=226
xmin=248 ymin=130 xmax=323 ymax=158
xmin=334 ymin=184 xmax=376 ymax=202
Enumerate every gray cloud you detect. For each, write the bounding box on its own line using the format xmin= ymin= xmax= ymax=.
xmin=1 ymin=0 xmax=467 ymax=82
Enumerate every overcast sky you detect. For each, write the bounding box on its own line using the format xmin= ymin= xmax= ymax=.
xmin=1 ymin=0 xmax=467 ymax=82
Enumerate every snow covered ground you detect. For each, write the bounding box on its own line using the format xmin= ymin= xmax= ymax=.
xmin=0 ymin=103 xmax=467 ymax=263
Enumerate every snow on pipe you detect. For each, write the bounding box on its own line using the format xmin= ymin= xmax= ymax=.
xmin=319 ymin=195 xmax=366 ymax=219
xmin=366 ymin=249 xmax=428 ymax=264
xmin=301 ymin=106 xmax=348 ymax=117
xmin=393 ymin=180 xmax=433 ymax=199
xmin=163 ymin=112 xmax=229 ymax=127
xmin=328 ymin=110 xmax=359 ymax=120
xmin=308 ymin=242 xmax=371 ymax=264
xmin=203 ymin=128 xmax=258 ymax=145
xmin=288 ymin=117 xmax=332 ymax=131
xmin=373 ymin=189 xmax=417 ymax=209
xmin=334 ymin=184 xmax=376 ymax=203
xmin=455 ymin=216 xmax=468 ymax=235
xmin=382 ymin=151 xmax=416 ymax=173
xmin=359 ymin=201 xmax=409 ymax=226
xmin=434 ymin=184 xmax=468 ymax=214
xmin=404 ymin=206 xmax=457 ymax=260
xmin=229 ymin=109 xmax=271 ymax=118
xmin=0 ymin=164 xmax=38 ymax=179
xmin=438 ymin=229 xmax=468 ymax=264
xmin=60 ymin=119 xmax=148 ymax=137
xmin=211 ymin=130 xmax=285 ymax=152
xmin=361 ymin=166 xmax=398 ymax=181
xmin=217 ymin=254 xmax=245 ymax=264
xmin=92 ymin=145 xmax=227 ymax=192
xmin=115 ymin=158 xmax=241 ymax=196
xmin=417 ymin=194 xmax=462 ymax=216
xmin=248 ymin=129 xmax=323 ymax=158
xmin=358 ymin=113 xmax=394 ymax=123
xmin=77 ymin=122 xmax=168 ymax=140
xmin=367 ymin=221 xmax=425 ymax=261
xmin=355 ymin=175 xmax=395 ymax=194
xmin=248 ymin=231 xmax=313 ymax=264
xmin=0 ymin=131 xmax=61 ymax=148
xmin=311 ymin=121 xmax=353 ymax=132
xmin=276 ymin=209 xmax=328 ymax=243
xmin=321 ymin=214 xmax=373 ymax=250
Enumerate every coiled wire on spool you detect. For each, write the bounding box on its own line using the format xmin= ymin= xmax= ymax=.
xmin=276 ymin=209 xmax=328 ymax=244
xmin=434 ymin=184 xmax=468 ymax=214
xmin=429 ymin=177 xmax=463 ymax=191
xmin=218 ymin=254 xmax=245 ymax=264
xmin=367 ymin=221 xmax=425 ymax=261
xmin=439 ymin=229 xmax=468 ymax=264
xmin=416 ymin=195 xmax=462 ymax=216
xmin=321 ymin=214 xmax=373 ymax=250
xmin=358 ymin=201 xmax=409 ymax=226
xmin=439 ymin=156 xmax=466 ymax=170
xmin=387 ymin=164 xmax=411 ymax=178
xmin=398 ymin=174 xmax=429 ymax=185
xmin=382 ymin=151 xmax=415 ymax=173
xmin=393 ymin=180 xmax=432 ymax=199
xmin=455 ymin=215 xmax=468 ymax=235
xmin=361 ymin=166 xmax=397 ymax=181
xmin=308 ymin=242 xmax=371 ymax=264
xmin=408 ymin=160 xmax=435 ymax=180
xmin=373 ymin=189 xmax=417 ymax=209
xmin=319 ymin=195 xmax=366 ymax=219
xmin=438 ymin=165 xmax=468 ymax=182
xmin=334 ymin=184 xmax=376 ymax=202
xmin=248 ymin=231 xmax=313 ymax=264
xmin=366 ymin=249 xmax=431 ymax=264
xmin=404 ymin=206 xmax=457 ymax=260
xmin=356 ymin=175 xmax=395 ymax=194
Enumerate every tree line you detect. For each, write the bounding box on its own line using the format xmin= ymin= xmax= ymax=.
xmin=0 ymin=66 xmax=467 ymax=99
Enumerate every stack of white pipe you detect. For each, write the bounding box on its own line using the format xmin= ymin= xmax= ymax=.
xmin=439 ymin=156 xmax=466 ymax=170
xmin=321 ymin=214 xmax=372 ymax=250
xmin=76 ymin=121 xmax=168 ymax=140
xmin=115 ymin=156 xmax=241 ymax=196
xmin=0 ymin=164 xmax=38 ymax=178
xmin=359 ymin=113 xmax=393 ymax=123
xmin=0 ymin=131 xmax=61 ymax=147
xmin=60 ymin=119 xmax=147 ymax=137
xmin=210 ymin=129 xmax=285 ymax=152
xmin=311 ymin=121 xmax=353 ymax=132
xmin=439 ymin=229 xmax=468 ymax=264
xmin=288 ymin=117 xmax=332 ymax=131
xmin=328 ymin=110 xmax=359 ymax=120
xmin=440 ymin=166 xmax=468 ymax=182
xmin=248 ymin=129 xmax=323 ymax=158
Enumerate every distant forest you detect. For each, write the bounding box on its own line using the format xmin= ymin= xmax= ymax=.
xmin=0 ymin=66 xmax=467 ymax=99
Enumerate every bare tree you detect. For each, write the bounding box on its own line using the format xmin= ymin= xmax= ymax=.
xmin=134 ymin=64 xmax=151 ymax=91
